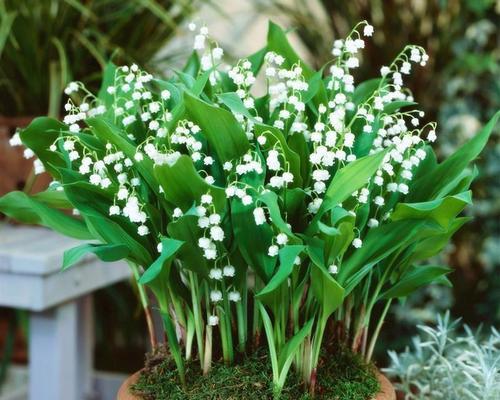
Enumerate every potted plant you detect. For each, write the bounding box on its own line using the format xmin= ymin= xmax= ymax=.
xmin=1 ymin=20 xmax=498 ymax=399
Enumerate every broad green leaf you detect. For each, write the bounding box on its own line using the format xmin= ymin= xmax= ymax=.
xmin=155 ymin=155 xmax=225 ymax=212
xmin=302 ymin=68 xmax=328 ymax=105
xmin=139 ymin=238 xmax=184 ymax=284
xmin=19 ymin=117 xmax=67 ymax=177
xmin=182 ymin=51 xmax=200 ymax=76
xmin=409 ymin=217 xmax=471 ymax=262
xmin=0 ymin=191 xmax=92 ymax=240
xmin=324 ymin=220 xmax=355 ymax=263
xmin=338 ymin=219 xmax=429 ymax=287
xmin=409 ymin=111 xmax=499 ymax=201
xmin=266 ymin=21 xmax=314 ymax=79
xmin=391 ymin=191 xmax=472 ymax=229
xmin=304 ymin=236 xmax=326 ymax=269
xmin=382 ymin=101 xmax=417 ymax=115
xmin=287 ymin=133 xmax=310 ymax=185
xmin=309 ymin=150 xmax=387 ymax=233
xmin=32 ymin=189 xmax=73 ymax=209
xmin=310 ymin=259 xmax=344 ymax=318
xmin=256 ymin=245 xmax=304 ymax=308
xmin=57 ymin=169 xmax=154 ymax=259
xmin=97 ymin=63 xmax=117 ymax=106
xmin=258 ymin=191 xmax=296 ymax=237
xmin=231 ymin=198 xmax=276 ymax=282
xmin=84 ymin=215 xmax=152 ymax=267
xmin=277 ymin=317 xmax=314 ymax=372
xmin=86 ymin=118 xmax=161 ymax=196
xmin=62 ymin=243 xmax=129 ymax=271
xmin=247 ymin=46 xmax=268 ymax=76
xmin=380 ymin=265 xmax=452 ymax=299
xmin=254 ymin=123 xmax=303 ymax=187
xmin=184 ymin=91 xmax=250 ymax=162
xmin=352 ymin=78 xmax=381 ymax=105
xmin=167 ymin=214 xmax=209 ymax=277
xmin=317 ymin=221 xmax=340 ymax=237
xmin=218 ymin=92 xmax=255 ymax=120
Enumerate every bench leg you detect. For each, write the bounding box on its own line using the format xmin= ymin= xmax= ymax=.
xmin=29 ymin=295 xmax=94 ymax=400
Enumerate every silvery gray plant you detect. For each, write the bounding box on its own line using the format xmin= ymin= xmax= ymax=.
xmin=384 ymin=312 xmax=500 ymax=400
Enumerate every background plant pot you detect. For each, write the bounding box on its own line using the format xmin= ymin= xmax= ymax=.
xmin=0 ymin=116 xmax=51 ymax=197
xmin=116 ymin=369 xmax=396 ymax=400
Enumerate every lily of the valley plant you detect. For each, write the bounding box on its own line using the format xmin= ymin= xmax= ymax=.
xmin=1 ymin=21 xmax=498 ymax=398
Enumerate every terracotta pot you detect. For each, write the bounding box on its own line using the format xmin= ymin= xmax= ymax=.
xmin=373 ymin=372 xmax=396 ymax=400
xmin=0 ymin=115 xmax=51 ymax=197
xmin=117 ymin=370 xmax=142 ymax=400
xmin=117 ymin=369 xmax=395 ymax=400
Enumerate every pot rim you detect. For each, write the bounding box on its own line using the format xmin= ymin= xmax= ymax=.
xmin=117 ymin=368 xmax=395 ymax=400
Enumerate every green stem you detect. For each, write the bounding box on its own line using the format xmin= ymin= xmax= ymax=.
xmin=220 ymin=280 xmax=234 ymax=365
xmin=130 ymin=262 xmax=157 ymax=349
xmin=236 ymin=300 xmax=246 ymax=353
xmin=203 ymin=324 xmax=213 ymax=375
xmin=365 ymin=299 xmax=392 ymax=362
xmin=189 ymin=272 xmax=204 ymax=367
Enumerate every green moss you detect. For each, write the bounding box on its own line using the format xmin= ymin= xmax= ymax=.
xmin=132 ymin=347 xmax=380 ymax=400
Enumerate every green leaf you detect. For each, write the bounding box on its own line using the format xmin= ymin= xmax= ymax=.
xmin=97 ymin=63 xmax=117 ymax=106
xmin=324 ymin=220 xmax=355 ymax=263
xmin=155 ymin=155 xmax=225 ymax=212
xmin=380 ymin=265 xmax=452 ymax=299
xmin=231 ymin=198 xmax=276 ymax=282
xmin=139 ymin=238 xmax=184 ymax=285
xmin=184 ymin=91 xmax=250 ymax=162
xmin=259 ymin=304 xmax=279 ymax=385
xmin=309 ymin=150 xmax=387 ymax=233
xmin=32 ymin=189 xmax=73 ymax=209
xmin=256 ymin=245 xmax=304 ymax=308
xmin=62 ymin=243 xmax=129 ymax=271
xmin=247 ymin=46 xmax=268 ymax=76
xmin=58 ymin=170 xmax=155 ymax=262
xmin=277 ymin=318 xmax=314 ymax=374
xmin=352 ymin=78 xmax=381 ymax=105
xmin=338 ymin=220 xmax=430 ymax=290
xmin=161 ymin=312 xmax=186 ymax=386
xmin=19 ymin=117 xmax=67 ymax=177
xmin=266 ymin=21 xmax=314 ymax=79
xmin=382 ymin=101 xmax=417 ymax=115
xmin=0 ymin=191 xmax=92 ymax=240
xmin=258 ymin=191 xmax=296 ymax=237
xmin=86 ymin=118 xmax=160 ymax=196
xmin=218 ymin=92 xmax=255 ymax=120
xmin=409 ymin=111 xmax=500 ymax=201
xmin=409 ymin=217 xmax=470 ymax=262
xmin=391 ymin=191 xmax=472 ymax=229
xmin=182 ymin=51 xmax=200 ymax=76
xmin=84 ymin=215 xmax=152 ymax=267
xmin=310 ymin=258 xmax=344 ymax=318
xmin=254 ymin=123 xmax=303 ymax=187
xmin=167 ymin=214 xmax=209 ymax=277
xmin=302 ymin=68 xmax=328 ymax=105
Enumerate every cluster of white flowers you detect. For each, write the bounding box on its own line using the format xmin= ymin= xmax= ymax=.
xmin=228 ymin=59 xmax=257 ymax=111
xmin=265 ymin=53 xmax=308 ymax=126
xmin=267 ymin=232 xmax=289 ymax=257
xmin=195 ymin=193 xmax=224 ymax=260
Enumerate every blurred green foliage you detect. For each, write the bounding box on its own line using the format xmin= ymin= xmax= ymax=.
xmin=257 ymin=0 xmax=500 ymax=332
xmin=0 ymin=0 xmax=204 ymax=117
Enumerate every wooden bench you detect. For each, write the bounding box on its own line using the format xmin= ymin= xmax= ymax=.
xmin=0 ymin=225 xmax=131 ymax=400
